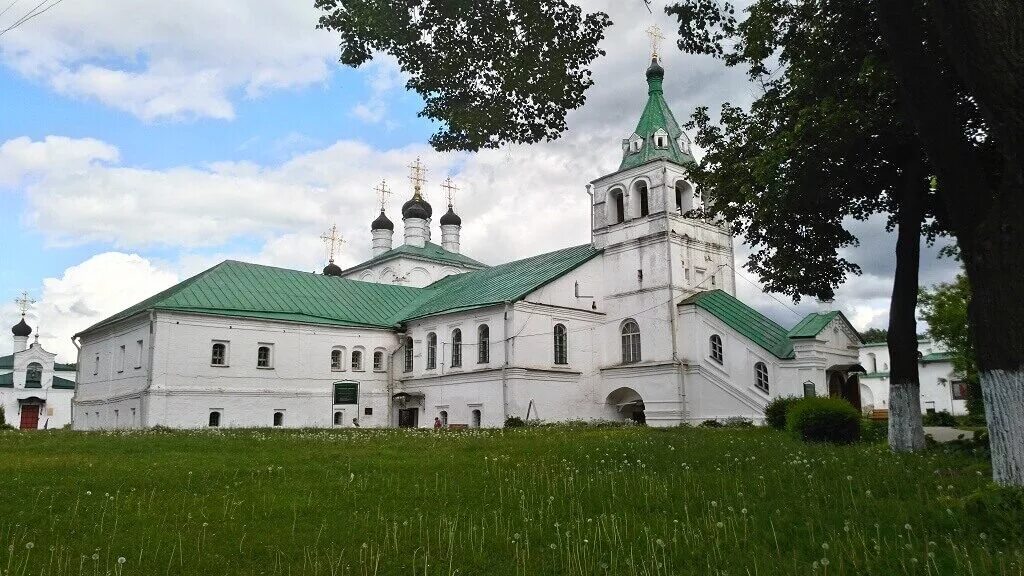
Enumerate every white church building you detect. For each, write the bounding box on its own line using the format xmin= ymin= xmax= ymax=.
xmin=1 ymin=310 xmax=77 ymax=429
xmin=71 ymin=57 xmax=871 ymax=430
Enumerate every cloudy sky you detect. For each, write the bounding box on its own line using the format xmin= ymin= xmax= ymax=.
xmin=0 ymin=0 xmax=958 ymax=361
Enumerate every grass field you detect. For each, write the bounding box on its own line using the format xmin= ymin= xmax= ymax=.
xmin=0 ymin=426 xmax=1017 ymax=575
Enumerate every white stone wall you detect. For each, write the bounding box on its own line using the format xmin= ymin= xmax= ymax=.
xmin=345 ymin=256 xmax=473 ymax=287
xmin=75 ymin=312 xmax=401 ymax=429
xmin=1 ymin=343 xmax=76 ymax=429
xmin=858 ymin=341 xmax=967 ymax=416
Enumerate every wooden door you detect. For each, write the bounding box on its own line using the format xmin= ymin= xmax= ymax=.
xmin=398 ymin=408 xmax=418 ymax=428
xmin=19 ymin=405 xmax=40 ymax=429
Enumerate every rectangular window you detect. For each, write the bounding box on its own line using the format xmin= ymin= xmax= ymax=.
xmin=94 ymin=354 xmax=100 ymax=376
xmin=333 ymin=382 xmax=358 ymax=405
xmin=257 ymin=344 xmax=273 ymax=369
xmin=952 ymin=380 xmax=968 ymax=400
xmin=135 ymin=339 xmax=144 ymax=368
xmin=803 ymin=381 xmax=816 ymax=398
xmin=211 ymin=341 xmax=228 ymax=366
xmin=364 ymin=407 xmax=373 ymax=416
xmin=117 ymin=345 xmax=126 ymax=373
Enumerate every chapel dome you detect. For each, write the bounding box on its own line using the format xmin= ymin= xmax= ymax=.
xmin=322 ymin=261 xmax=343 ymax=277
xmin=439 ymin=205 xmax=462 ymax=226
xmin=646 ymin=57 xmax=664 ymax=82
xmin=371 ymin=210 xmax=394 ymax=231
xmin=402 ymin=195 xmax=433 ymax=220
xmin=12 ymin=317 xmax=31 ymax=337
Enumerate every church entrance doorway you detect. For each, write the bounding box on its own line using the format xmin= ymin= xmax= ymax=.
xmin=605 ymin=387 xmax=646 ymax=425
xmin=398 ymin=408 xmax=419 ymax=428
xmin=19 ymin=404 xmax=40 ymax=429
xmin=827 ymin=367 xmax=864 ymax=412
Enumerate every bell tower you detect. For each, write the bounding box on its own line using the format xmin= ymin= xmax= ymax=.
xmin=589 ymin=48 xmax=735 ymax=299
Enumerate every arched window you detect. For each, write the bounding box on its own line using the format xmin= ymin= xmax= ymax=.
xmin=257 ymin=345 xmax=271 ymax=368
xmin=553 ymin=324 xmax=568 ymax=365
xmin=273 ymin=411 xmax=283 ymax=427
xmin=621 ymin=320 xmax=641 ymax=364
xmin=211 ymin=343 xmax=226 ymax=366
xmin=635 ymin=181 xmax=649 ymax=217
xmin=710 ymin=335 xmax=724 ymax=364
xmin=351 ymin=349 xmax=363 ymax=371
xmin=208 ymin=411 xmax=221 ymax=427
xmin=426 ymin=332 xmax=437 ymax=369
xmin=451 ymin=329 xmax=462 ymax=368
xmin=478 ymin=324 xmax=490 ymax=364
xmin=471 ymin=409 xmax=482 ymax=428
xmin=675 ymin=180 xmax=694 ymax=214
xmin=439 ymin=410 xmax=448 ymax=427
xmin=867 ymin=352 xmax=877 ymax=373
xmin=334 ymin=411 xmax=343 ymax=426
xmin=331 ymin=348 xmax=343 ymax=371
xmin=609 ymin=188 xmax=625 ymax=224
xmin=25 ymin=362 xmax=42 ymax=388
xmin=404 ymin=337 xmax=414 ymax=372
xmin=373 ymin=350 xmax=385 ymax=371
xmin=754 ymin=362 xmax=769 ymax=394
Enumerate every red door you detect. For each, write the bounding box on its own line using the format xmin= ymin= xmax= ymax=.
xmin=19 ymin=405 xmax=40 ymax=429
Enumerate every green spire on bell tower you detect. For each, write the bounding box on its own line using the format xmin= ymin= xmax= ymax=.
xmin=618 ymin=56 xmax=694 ymax=171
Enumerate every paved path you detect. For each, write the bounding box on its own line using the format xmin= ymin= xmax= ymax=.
xmin=923 ymin=426 xmax=976 ymax=443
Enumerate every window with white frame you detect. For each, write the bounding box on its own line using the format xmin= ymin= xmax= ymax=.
xmin=621 ymin=320 xmax=641 ymax=364
xmin=94 ymin=354 xmax=100 ymax=376
xmin=211 ymin=342 xmax=228 ymax=366
xmin=478 ymin=324 xmax=490 ymax=364
xmin=351 ymin=349 xmax=363 ymax=371
xmin=273 ymin=411 xmax=284 ymax=427
xmin=754 ymin=362 xmax=769 ymax=394
xmin=451 ymin=329 xmax=463 ymax=368
xmin=404 ymin=337 xmax=414 ymax=372
xmin=709 ymin=335 xmax=723 ymax=364
xmin=331 ymin=348 xmax=344 ymax=371
xmin=553 ymin=323 xmax=568 ymax=365
xmin=427 ymin=332 xmax=437 ymax=369
xmin=373 ymin=350 xmax=385 ymax=371
xmin=135 ymin=339 xmax=144 ymax=368
xmin=208 ymin=410 xmax=222 ymax=427
xmin=257 ymin=344 xmax=273 ymax=369
xmin=118 ymin=345 xmax=126 ymax=373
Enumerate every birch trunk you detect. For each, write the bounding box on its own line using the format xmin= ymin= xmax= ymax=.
xmin=980 ymin=370 xmax=1024 ymax=485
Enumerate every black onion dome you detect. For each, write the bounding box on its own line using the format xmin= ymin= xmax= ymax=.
xmin=439 ymin=205 xmax=462 ymax=226
xmin=322 ymin=261 xmax=343 ymax=276
xmin=371 ymin=210 xmax=394 ymax=231
xmin=12 ymin=317 xmax=31 ymax=337
xmin=401 ymin=195 xmax=433 ymax=220
xmin=646 ymin=57 xmax=664 ymax=81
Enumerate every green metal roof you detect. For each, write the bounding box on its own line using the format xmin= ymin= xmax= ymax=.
xmin=0 ymin=355 xmax=75 ymax=371
xmin=0 ymin=372 xmax=11 ymax=387
xmin=618 ymin=59 xmax=695 ymax=171
xmin=861 ymin=372 xmax=889 ymax=379
xmin=343 ymin=242 xmax=487 ymax=275
xmin=77 ymin=260 xmax=435 ymax=336
xmin=788 ymin=312 xmax=841 ymax=338
xmin=52 ymin=376 xmax=75 ymax=389
xmin=920 ymin=351 xmax=953 ymax=363
xmin=398 ymin=244 xmax=602 ymax=320
xmin=679 ymin=290 xmax=796 ymax=359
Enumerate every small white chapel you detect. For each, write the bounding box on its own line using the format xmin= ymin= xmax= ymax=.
xmin=70 ymin=52 xmax=869 ymax=430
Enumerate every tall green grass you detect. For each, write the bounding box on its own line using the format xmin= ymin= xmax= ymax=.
xmin=0 ymin=426 xmax=1015 ymax=575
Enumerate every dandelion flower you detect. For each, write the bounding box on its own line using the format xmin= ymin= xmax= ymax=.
xmin=118 ymin=557 xmax=126 ymax=564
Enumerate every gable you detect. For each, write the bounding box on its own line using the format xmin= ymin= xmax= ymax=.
xmin=342 ymin=242 xmax=487 ymax=276
xmin=679 ymin=290 xmax=795 ymax=359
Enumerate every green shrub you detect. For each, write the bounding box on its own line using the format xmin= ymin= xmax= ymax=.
xmin=764 ymin=396 xmax=801 ymax=430
xmin=923 ymin=410 xmax=957 ymax=427
xmin=0 ymin=406 xmax=10 ymax=430
xmin=786 ymin=398 xmax=861 ymax=444
xmin=722 ymin=417 xmax=754 ymax=428
xmin=699 ymin=419 xmax=723 ymax=428
xmin=860 ymin=418 xmax=888 ymax=443
xmin=504 ymin=416 xmax=526 ymax=428
xmin=964 ymin=484 xmax=1024 ymax=538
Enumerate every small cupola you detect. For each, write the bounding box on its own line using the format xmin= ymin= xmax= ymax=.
xmin=322 ymin=260 xmax=343 ymax=276
xmin=439 ymin=205 xmax=462 ymax=226
xmin=12 ymin=316 xmax=32 ymax=337
xmin=371 ymin=210 xmax=394 ymax=231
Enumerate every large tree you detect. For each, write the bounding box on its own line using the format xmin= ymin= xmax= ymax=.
xmin=666 ymin=0 xmax=942 ymax=451
xmin=876 ymin=0 xmax=1024 ymax=485
xmin=315 ymin=0 xmax=611 ymax=151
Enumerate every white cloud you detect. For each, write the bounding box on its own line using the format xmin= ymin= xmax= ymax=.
xmin=1 ymin=0 xmax=336 ymax=120
xmin=0 ymin=253 xmax=178 ymax=361
xmin=0 ymin=136 xmax=118 ymax=186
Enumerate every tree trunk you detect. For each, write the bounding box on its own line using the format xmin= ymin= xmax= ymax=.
xmin=962 ymin=177 xmax=1024 ymax=485
xmin=887 ymin=154 xmax=927 ymax=452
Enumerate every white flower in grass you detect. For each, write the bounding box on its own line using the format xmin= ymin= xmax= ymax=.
xmin=92 ymin=553 xmax=100 ymax=560
xmin=25 ymin=542 xmax=33 ymax=549
xmin=118 ymin=557 xmax=126 ymax=564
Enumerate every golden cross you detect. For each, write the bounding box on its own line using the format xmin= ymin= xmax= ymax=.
xmin=441 ymin=176 xmax=458 ymax=206
xmin=14 ymin=291 xmax=35 ymax=315
xmin=374 ymin=179 xmax=392 ymax=211
xmin=320 ymin=224 xmax=345 ymax=262
xmin=646 ymin=24 xmax=665 ymax=59
xmin=408 ymin=157 xmax=428 ymax=195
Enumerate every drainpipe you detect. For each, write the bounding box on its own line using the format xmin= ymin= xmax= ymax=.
xmin=142 ymin=310 xmax=156 ymax=428
xmin=586 ymin=184 xmax=594 ymax=246
xmin=664 ymin=166 xmax=685 ymax=422
xmin=387 ymin=330 xmax=406 ymax=428
xmin=502 ymin=301 xmax=512 ymax=421
xmin=71 ymin=335 xmax=81 ymax=428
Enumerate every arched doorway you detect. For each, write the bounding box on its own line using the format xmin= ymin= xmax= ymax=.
xmin=827 ymin=366 xmax=864 ymax=412
xmin=605 ymin=387 xmax=646 ymax=425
